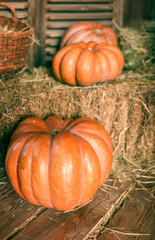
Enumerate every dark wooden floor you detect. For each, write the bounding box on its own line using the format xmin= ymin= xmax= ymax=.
xmin=0 ymin=169 xmax=154 ymax=240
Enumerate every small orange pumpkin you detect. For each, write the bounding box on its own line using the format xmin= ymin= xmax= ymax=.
xmin=52 ymin=41 xmax=124 ymax=86
xmin=5 ymin=116 xmax=113 ymax=211
xmin=60 ymin=21 xmax=118 ymax=48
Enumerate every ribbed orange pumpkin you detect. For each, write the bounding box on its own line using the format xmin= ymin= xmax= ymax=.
xmin=60 ymin=21 xmax=118 ymax=48
xmin=52 ymin=41 xmax=124 ymax=86
xmin=5 ymin=116 xmax=113 ymax=211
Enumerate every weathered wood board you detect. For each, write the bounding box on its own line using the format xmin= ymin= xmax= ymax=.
xmin=1 ymin=168 xmax=154 ymax=240
xmin=0 ymin=173 xmax=134 ymax=240
xmin=98 ymin=184 xmax=155 ymax=240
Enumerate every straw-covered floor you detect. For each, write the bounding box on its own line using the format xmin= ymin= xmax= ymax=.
xmin=0 ymin=22 xmax=155 ymax=192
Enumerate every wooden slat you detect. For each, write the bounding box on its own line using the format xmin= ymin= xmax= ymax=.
xmin=11 ymin=179 xmax=135 ymax=240
xmin=45 ymin=47 xmax=59 ymax=55
xmin=46 ymin=20 xmax=79 ymax=29
xmin=115 ymin=0 xmax=124 ymax=26
xmin=98 ymin=185 xmax=155 ymax=240
xmin=45 ymin=38 xmax=60 ymax=46
xmin=46 ymin=3 xmax=114 ymax=11
xmin=0 ymin=10 xmax=28 ymax=19
xmin=46 ymin=20 xmax=113 ymax=29
xmin=45 ymin=29 xmax=66 ymax=37
xmin=40 ymin=0 xmax=48 ymax=66
xmin=28 ymin=0 xmax=44 ymax=67
xmin=45 ymin=55 xmax=56 ymax=62
xmin=47 ymin=0 xmax=113 ymax=2
xmin=1 ymin=0 xmax=27 ymax=2
xmin=46 ymin=12 xmax=113 ymax=20
xmin=0 ymin=2 xmax=28 ymax=9
xmin=0 ymin=181 xmax=45 ymax=240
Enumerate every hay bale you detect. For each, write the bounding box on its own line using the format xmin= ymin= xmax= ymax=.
xmin=0 ymin=66 xmax=154 ymax=180
xmin=116 ymin=21 xmax=155 ymax=70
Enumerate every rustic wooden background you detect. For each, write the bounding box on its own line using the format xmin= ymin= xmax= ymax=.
xmin=0 ymin=0 xmax=123 ymax=67
xmin=0 ymin=0 xmax=154 ymax=67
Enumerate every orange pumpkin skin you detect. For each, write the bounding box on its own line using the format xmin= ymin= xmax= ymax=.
xmin=60 ymin=21 xmax=118 ymax=48
xmin=5 ymin=116 xmax=113 ymax=211
xmin=52 ymin=41 xmax=124 ymax=86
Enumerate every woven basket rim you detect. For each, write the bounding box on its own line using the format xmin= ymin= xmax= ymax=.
xmin=0 ymin=16 xmax=33 ymax=36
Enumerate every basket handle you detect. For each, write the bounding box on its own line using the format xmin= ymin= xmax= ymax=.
xmin=0 ymin=2 xmax=17 ymax=22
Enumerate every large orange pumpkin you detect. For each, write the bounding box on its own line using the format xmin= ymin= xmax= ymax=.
xmin=5 ymin=116 xmax=113 ymax=211
xmin=52 ymin=41 xmax=124 ymax=86
xmin=60 ymin=21 xmax=118 ymax=48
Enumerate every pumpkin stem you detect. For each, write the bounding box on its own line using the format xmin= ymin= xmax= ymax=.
xmin=94 ymin=29 xmax=102 ymax=35
xmin=87 ymin=47 xmax=95 ymax=53
xmin=51 ymin=129 xmax=60 ymax=136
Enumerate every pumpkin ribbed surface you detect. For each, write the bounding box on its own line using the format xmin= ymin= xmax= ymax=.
xmin=60 ymin=21 xmax=118 ymax=48
xmin=52 ymin=41 xmax=124 ymax=86
xmin=5 ymin=116 xmax=113 ymax=211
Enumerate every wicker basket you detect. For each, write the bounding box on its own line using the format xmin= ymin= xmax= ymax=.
xmin=0 ymin=2 xmax=33 ymax=74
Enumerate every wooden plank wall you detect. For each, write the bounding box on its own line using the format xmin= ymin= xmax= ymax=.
xmin=0 ymin=0 xmax=123 ymax=66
